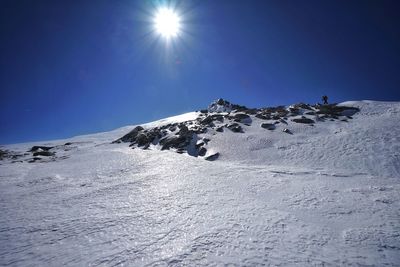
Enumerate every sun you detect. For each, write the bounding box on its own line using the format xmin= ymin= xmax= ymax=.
xmin=154 ymin=8 xmax=181 ymax=38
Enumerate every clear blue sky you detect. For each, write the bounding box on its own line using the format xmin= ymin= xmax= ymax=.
xmin=1 ymin=0 xmax=399 ymax=144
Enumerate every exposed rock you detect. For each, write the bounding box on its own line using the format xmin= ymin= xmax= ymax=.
xmin=176 ymin=148 xmax=185 ymax=154
xmin=112 ymin=100 xmax=361 ymax=160
xmin=315 ymin=104 xmax=360 ymax=116
xmin=292 ymin=118 xmax=315 ymax=124
xmin=208 ymin=98 xmax=233 ymax=113
xmin=289 ymin=107 xmax=301 ymax=115
xmin=226 ymin=123 xmax=243 ymax=133
xmin=114 ymin=126 xmax=144 ymax=143
xmin=283 ymin=128 xmax=293 ymax=134
xmin=200 ymin=114 xmax=224 ymax=125
xmin=160 ymin=136 xmax=187 ymax=150
xmin=136 ymin=133 xmax=151 ymax=147
xmin=205 ymin=152 xmax=220 ymax=161
xmin=198 ymin=147 xmax=207 ymax=157
xmin=293 ymin=103 xmax=313 ymax=110
xmin=255 ymin=114 xmax=270 ymax=120
xmin=33 ymin=151 xmax=55 ymax=157
xmin=28 ymin=157 xmax=42 ymax=163
xmin=272 ymin=115 xmax=281 ymax=120
xmin=195 ymin=140 xmax=204 ymax=148
xmin=244 ymin=109 xmax=258 ymax=115
xmin=230 ymin=113 xmax=252 ymax=124
xmin=261 ymin=123 xmax=276 ymax=130
xmin=193 ymin=127 xmax=208 ymax=134
xmin=29 ymin=146 xmax=54 ymax=152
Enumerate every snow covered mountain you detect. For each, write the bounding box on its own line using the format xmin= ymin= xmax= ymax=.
xmin=1 ymin=100 xmax=399 ymax=266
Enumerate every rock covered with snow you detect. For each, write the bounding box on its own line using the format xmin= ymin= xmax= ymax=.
xmin=207 ymin=98 xmax=233 ymax=113
xmin=110 ymin=100 xmax=361 ymax=161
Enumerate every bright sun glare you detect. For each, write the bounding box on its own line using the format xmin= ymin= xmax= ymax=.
xmin=154 ymin=8 xmax=181 ymax=38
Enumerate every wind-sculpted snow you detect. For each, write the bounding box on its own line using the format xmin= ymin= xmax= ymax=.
xmin=0 ymin=100 xmax=400 ymax=266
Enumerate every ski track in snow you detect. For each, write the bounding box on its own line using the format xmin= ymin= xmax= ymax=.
xmin=0 ymin=101 xmax=400 ymax=266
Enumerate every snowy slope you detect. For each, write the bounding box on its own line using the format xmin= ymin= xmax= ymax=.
xmin=0 ymin=100 xmax=399 ymax=266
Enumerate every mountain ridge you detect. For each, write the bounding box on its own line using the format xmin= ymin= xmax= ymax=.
xmin=1 ymin=99 xmax=399 ymax=266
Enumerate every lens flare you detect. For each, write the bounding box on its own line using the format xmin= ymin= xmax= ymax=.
xmin=154 ymin=8 xmax=181 ymax=38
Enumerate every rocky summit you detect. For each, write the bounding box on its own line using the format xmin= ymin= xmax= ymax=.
xmin=112 ymin=98 xmax=360 ymax=161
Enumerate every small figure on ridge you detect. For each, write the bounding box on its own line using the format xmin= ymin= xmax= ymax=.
xmin=322 ymin=95 xmax=328 ymax=105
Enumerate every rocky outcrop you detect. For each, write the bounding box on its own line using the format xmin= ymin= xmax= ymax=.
xmin=113 ymin=100 xmax=360 ymax=161
xmin=113 ymin=126 xmax=144 ymax=143
xmin=226 ymin=123 xmax=243 ymax=133
xmin=205 ymin=152 xmax=220 ymax=161
xmin=261 ymin=123 xmax=276 ymax=130
xmin=292 ymin=117 xmax=315 ymax=124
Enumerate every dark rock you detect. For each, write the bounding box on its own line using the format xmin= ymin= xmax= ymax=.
xmin=292 ymin=118 xmax=315 ymax=124
xmin=176 ymin=148 xmax=185 ymax=154
xmin=200 ymin=109 xmax=208 ymax=113
xmin=64 ymin=142 xmax=73 ymax=146
xmin=255 ymin=114 xmax=270 ymax=120
xmin=272 ymin=115 xmax=280 ymax=120
xmin=200 ymin=116 xmax=213 ymax=125
xmin=217 ymin=98 xmax=225 ymax=105
xmin=29 ymin=146 xmax=54 ymax=152
xmin=0 ymin=149 xmax=8 ymax=160
xmin=195 ymin=141 xmax=204 ymax=149
xmin=205 ymin=152 xmax=220 ymax=161
xmin=244 ymin=109 xmax=257 ymax=115
xmin=316 ymin=104 xmax=360 ymax=116
xmin=231 ymin=104 xmax=249 ymax=112
xmin=33 ymin=151 xmax=54 ymax=157
xmin=177 ymin=125 xmax=189 ymax=136
xmin=289 ymin=107 xmax=301 ymax=115
xmin=200 ymin=114 xmax=224 ymax=125
xmin=283 ymin=128 xmax=293 ymax=134
xmin=113 ymin=126 xmax=144 ymax=143
xmin=293 ymin=103 xmax=313 ymax=110
xmin=230 ymin=113 xmax=252 ymax=124
xmin=136 ymin=133 xmax=150 ymax=147
xmin=226 ymin=123 xmax=243 ymax=133
xmin=261 ymin=123 xmax=276 ymax=130
xmin=202 ymin=138 xmax=210 ymax=144
xmin=232 ymin=113 xmax=250 ymax=120
xmin=216 ymin=126 xmax=224 ymax=132
xmin=193 ymin=127 xmax=208 ymax=134
xmin=198 ymin=147 xmax=207 ymax=156
xmin=160 ymin=136 xmax=187 ymax=150
xmin=28 ymin=157 xmax=42 ymax=163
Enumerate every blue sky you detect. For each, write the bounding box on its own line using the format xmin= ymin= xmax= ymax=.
xmin=1 ymin=0 xmax=399 ymax=144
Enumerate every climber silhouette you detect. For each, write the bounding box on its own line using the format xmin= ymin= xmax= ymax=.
xmin=322 ymin=95 xmax=328 ymax=105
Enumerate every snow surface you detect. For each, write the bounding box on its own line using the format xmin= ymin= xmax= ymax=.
xmin=1 ymin=101 xmax=399 ymax=266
